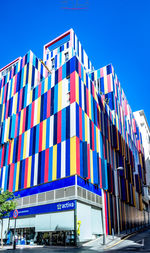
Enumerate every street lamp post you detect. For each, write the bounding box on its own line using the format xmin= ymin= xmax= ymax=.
xmin=114 ymin=167 xmax=124 ymax=236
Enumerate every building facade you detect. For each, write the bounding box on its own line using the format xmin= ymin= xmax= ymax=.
xmin=0 ymin=29 xmax=148 ymax=246
xmin=134 ymin=110 xmax=150 ymax=207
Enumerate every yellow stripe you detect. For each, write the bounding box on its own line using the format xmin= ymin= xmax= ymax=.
xmin=6 ymin=118 xmax=10 ymax=142
xmin=105 ymin=232 xmax=137 ymax=250
xmin=75 ymin=72 xmax=79 ymax=104
xmin=44 ymin=78 xmax=48 ymax=93
xmin=15 ymin=162 xmax=20 ymax=191
xmin=29 ymin=90 xmax=33 ymax=104
xmin=52 ymin=144 xmax=57 ymax=180
xmin=18 ymin=60 xmax=20 ymax=72
xmin=1 ymin=105 xmax=4 ymax=123
xmin=90 ymin=150 xmax=93 ymax=183
xmin=58 ymin=81 xmax=62 ymax=111
xmin=37 ymin=97 xmax=41 ymax=124
xmin=70 ymin=136 xmax=76 ymax=175
xmin=96 ymin=127 xmax=99 ymax=153
xmin=23 ymin=131 xmax=27 ymax=159
xmin=10 ymin=140 xmax=14 ymax=164
xmin=27 ymin=156 xmax=32 ymax=188
xmin=38 ymin=61 xmax=41 ymax=73
xmin=14 ymin=93 xmax=18 ymax=114
xmin=42 ymin=119 xmax=46 ymax=151
xmin=104 ymin=75 xmax=108 ymax=94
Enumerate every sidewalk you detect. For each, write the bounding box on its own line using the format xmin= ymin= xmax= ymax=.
xmin=0 ymin=245 xmax=43 ymax=251
xmin=82 ymin=225 xmax=150 ymax=251
xmin=0 ymin=226 xmax=149 ymax=251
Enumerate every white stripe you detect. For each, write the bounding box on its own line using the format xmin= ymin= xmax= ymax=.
xmin=34 ymin=153 xmax=38 ymax=186
xmin=50 ymin=115 xmax=54 ymax=147
xmin=81 ymin=81 xmax=84 ymax=111
xmin=70 ymin=102 xmax=76 ymax=137
xmin=34 ymin=98 xmax=38 ymax=126
xmin=61 ymin=141 xmax=66 ymax=178
xmin=2 ymin=166 xmax=6 ymax=191
xmin=51 ymin=72 xmax=55 ymax=88
xmin=87 ymin=116 xmax=90 ymax=144
xmin=26 ymin=129 xmax=30 ymax=158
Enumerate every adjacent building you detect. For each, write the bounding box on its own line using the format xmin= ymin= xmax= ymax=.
xmin=134 ymin=110 xmax=150 ymax=208
xmin=0 ymin=29 xmax=148 ymax=246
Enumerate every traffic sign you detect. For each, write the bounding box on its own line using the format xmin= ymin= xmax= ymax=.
xmin=13 ymin=209 xmax=18 ymax=219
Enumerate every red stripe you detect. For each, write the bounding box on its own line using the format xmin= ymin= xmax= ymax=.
xmin=24 ymin=158 xmax=28 ymax=188
xmin=58 ymin=66 xmax=62 ymax=82
xmin=78 ymin=62 xmax=81 ymax=78
xmin=0 ymin=57 xmax=20 ymax=72
xmin=7 ymin=143 xmax=11 ymax=165
xmin=70 ymin=72 xmax=76 ymax=103
xmin=39 ymin=121 xmax=43 ymax=152
xmin=86 ymin=87 xmax=89 ymax=117
xmin=47 ymin=89 xmax=51 ymax=118
xmin=79 ymin=107 xmax=82 ymax=140
xmin=99 ymin=158 xmax=102 ymax=188
xmin=3 ymin=83 xmax=7 ymax=104
xmin=107 ymin=74 xmax=111 ymax=93
xmin=38 ymin=82 xmax=41 ymax=97
xmin=9 ymin=164 xmax=14 ymax=192
xmin=44 ymin=148 xmax=49 ymax=182
xmin=22 ymin=56 xmax=25 ymax=68
xmin=19 ymin=88 xmax=23 ymax=112
xmin=87 ymin=144 xmax=90 ymax=179
xmin=57 ymin=110 xmax=61 ymax=143
xmin=76 ymin=137 xmax=80 ymax=175
xmin=22 ymin=108 xmax=26 ymax=133
xmin=30 ymin=101 xmax=35 ymax=128
xmin=104 ymin=191 xmax=108 ymax=235
xmin=5 ymin=101 xmax=9 ymax=119
xmin=92 ymin=82 xmax=95 ymax=98
xmin=17 ymin=135 xmax=22 ymax=162
xmin=1 ymin=146 xmax=5 ymax=167
xmin=13 ymin=75 xmax=17 ymax=95
xmin=45 ymin=30 xmax=70 ymax=49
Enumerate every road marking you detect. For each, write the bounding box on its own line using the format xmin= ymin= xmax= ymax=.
xmin=104 ymin=232 xmax=137 ymax=250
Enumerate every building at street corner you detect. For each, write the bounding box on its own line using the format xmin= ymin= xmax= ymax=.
xmin=0 ymin=29 xmax=149 ymax=246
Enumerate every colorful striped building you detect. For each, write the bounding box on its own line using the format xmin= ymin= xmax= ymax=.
xmin=0 ymin=29 xmax=148 ymax=245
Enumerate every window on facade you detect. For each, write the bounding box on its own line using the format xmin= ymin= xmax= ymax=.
xmin=65 ymin=52 xmax=69 ymax=62
xmin=51 ymin=58 xmax=55 ymax=70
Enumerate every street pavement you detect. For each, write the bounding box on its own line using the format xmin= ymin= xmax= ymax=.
xmin=0 ymin=228 xmax=150 ymax=253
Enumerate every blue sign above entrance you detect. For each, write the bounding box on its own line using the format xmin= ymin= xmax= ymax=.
xmin=10 ymin=200 xmax=76 ymax=218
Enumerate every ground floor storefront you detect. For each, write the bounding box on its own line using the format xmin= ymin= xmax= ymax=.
xmin=1 ymin=176 xmax=103 ymax=245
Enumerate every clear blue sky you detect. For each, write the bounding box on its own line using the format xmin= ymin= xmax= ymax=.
xmin=0 ymin=0 xmax=150 ymax=125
